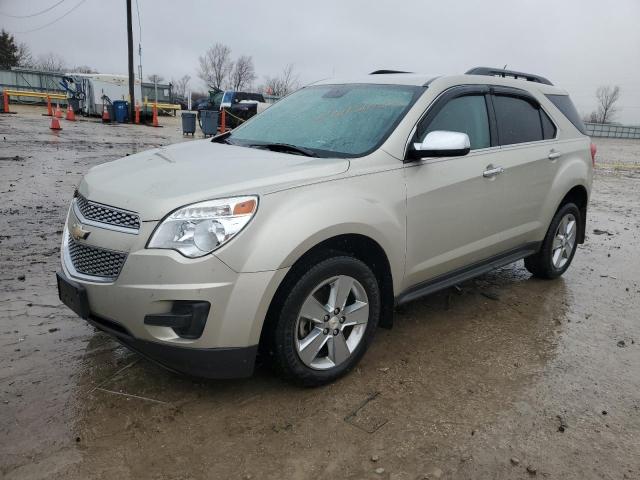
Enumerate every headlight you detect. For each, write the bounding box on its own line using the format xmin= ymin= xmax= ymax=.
xmin=147 ymin=196 xmax=258 ymax=258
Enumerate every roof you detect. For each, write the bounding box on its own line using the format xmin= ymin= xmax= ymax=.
xmin=309 ymin=72 xmax=567 ymax=95
xmin=311 ymin=73 xmax=439 ymax=87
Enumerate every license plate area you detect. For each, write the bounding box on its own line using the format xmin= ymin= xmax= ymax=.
xmin=56 ymin=272 xmax=90 ymax=318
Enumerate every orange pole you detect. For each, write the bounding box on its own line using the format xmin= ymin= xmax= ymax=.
xmin=134 ymin=102 xmax=140 ymax=124
xmin=152 ymin=103 xmax=159 ymax=127
xmin=2 ymin=91 xmax=9 ymax=113
xmin=46 ymin=96 xmax=53 ymax=116
xmin=220 ymin=108 xmax=226 ymax=132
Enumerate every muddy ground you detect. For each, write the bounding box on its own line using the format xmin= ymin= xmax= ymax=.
xmin=1 ymin=106 xmax=639 ymax=479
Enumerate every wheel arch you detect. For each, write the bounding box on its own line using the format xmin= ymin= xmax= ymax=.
xmin=557 ymin=184 xmax=589 ymax=244
xmin=259 ymin=233 xmax=395 ymax=355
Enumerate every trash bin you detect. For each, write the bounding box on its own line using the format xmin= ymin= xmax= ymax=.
xmin=113 ymin=100 xmax=129 ymax=123
xmin=199 ymin=110 xmax=219 ymax=137
xmin=182 ymin=112 xmax=196 ymax=136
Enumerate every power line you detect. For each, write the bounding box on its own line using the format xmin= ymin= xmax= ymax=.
xmin=0 ymin=0 xmax=65 ymax=18
xmin=135 ymin=0 xmax=142 ymax=82
xmin=135 ymin=0 xmax=142 ymax=38
xmin=13 ymin=0 xmax=88 ymax=34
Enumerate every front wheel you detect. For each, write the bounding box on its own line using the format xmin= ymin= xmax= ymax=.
xmin=525 ymin=202 xmax=581 ymax=279
xmin=271 ymin=255 xmax=380 ymax=386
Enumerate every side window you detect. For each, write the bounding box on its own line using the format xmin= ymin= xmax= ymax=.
xmin=493 ymin=95 xmax=544 ymax=145
xmin=417 ymin=95 xmax=490 ymax=150
xmin=541 ymin=109 xmax=556 ymax=140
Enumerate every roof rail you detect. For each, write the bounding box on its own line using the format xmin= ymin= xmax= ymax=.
xmin=465 ymin=67 xmax=553 ymax=86
xmin=370 ymin=69 xmax=412 ymax=75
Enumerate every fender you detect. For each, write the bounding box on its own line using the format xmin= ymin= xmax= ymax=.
xmin=214 ymin=168 xmax=407 ymax=294
xmin=537 ymin=141 xmax=592 ymax=241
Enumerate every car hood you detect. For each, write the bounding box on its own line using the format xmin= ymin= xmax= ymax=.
xmin=78 ymin=140 xmax=349 ymax=220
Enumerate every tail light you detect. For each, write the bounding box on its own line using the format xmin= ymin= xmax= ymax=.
xmin=590 ymin=142 xmax=597 ymax=166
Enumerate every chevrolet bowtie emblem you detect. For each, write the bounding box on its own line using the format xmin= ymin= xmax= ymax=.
xmin=71 ymin=223 xmax=91 ymax=241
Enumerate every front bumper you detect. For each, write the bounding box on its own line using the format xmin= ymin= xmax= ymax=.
xmin=86 ymin=308 xmax=258 ymax=379
xmin=59 ymin=207 xmax=288 ymax=379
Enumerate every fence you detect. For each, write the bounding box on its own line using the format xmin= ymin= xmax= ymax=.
xmin=0 ymin=68 xmax=66 ymax=104
xmin=585 ymin=122 xmax=640 ymax=139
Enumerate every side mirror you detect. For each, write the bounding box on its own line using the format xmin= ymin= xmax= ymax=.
xmin=406 ymin=130 xmax=471 ymax=161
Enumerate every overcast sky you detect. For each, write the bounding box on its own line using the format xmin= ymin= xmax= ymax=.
xmin=2 ymin=0 xmax=639 ymax=123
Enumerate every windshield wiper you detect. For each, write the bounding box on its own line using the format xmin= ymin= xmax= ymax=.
xmin=249 ymin=143 xmax=318 ymax=157
xmin=211 ymin=132 xmax=233 ymax=144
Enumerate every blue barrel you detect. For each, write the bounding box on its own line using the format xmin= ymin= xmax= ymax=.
xmin=113 ymin=100 xmax=129 ymax=123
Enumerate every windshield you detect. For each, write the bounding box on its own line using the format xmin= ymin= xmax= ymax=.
xmin=226 ymin=84 xmax=423 ymax=158
xmin=222 ymin=91 xmax=234 ymax=104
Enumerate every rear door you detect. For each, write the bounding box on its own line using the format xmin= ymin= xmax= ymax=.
xmin=404 ymin=85 xmax=506 ymax=288
xmin=487 ymin=87 xmax=559 ymax=250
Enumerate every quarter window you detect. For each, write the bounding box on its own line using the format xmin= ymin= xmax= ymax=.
xmin=541 ymin=109 xmax=556 ymax=140
xmin=418 ymin=95 xmax=490 ymax=150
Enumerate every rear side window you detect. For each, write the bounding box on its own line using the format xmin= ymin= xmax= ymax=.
xmin=545 ymin=94 xmax=587 ymax=135
xmin=246 ymin=93 xmax=265 ymax=102
xmin=493 ymin=95 xmax=544 ymax=145
xmin=418 ymin=95 xmax=490 ymax=150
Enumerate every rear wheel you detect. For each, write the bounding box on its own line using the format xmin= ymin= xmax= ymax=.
xmin=271 ymin=255 xmax=380 ymax=386
xmin=525 ymin=202 xmax=580 ymax=279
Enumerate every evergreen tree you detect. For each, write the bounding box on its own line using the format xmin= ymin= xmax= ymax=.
xmin=0 ymin=30 xmax=19 ymax=69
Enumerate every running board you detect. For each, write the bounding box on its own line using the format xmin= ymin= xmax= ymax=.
xmin=396 ymin=242 xmax=540 ymax=306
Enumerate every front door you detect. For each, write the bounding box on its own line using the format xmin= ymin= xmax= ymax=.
xmin=403 ymin=86 xmax=505 ymax=290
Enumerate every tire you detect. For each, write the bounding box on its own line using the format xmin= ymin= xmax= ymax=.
xmin=271 ymin=255 xmax=381 ymax=387
xmin=525 ymin=202 xmax=581 ymax=279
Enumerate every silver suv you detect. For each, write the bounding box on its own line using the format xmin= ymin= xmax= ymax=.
xmin=57 ymin=67 xmax=594 ymax=386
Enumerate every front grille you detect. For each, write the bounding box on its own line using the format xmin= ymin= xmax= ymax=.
xmin=67 ymin=235 xmax=127 ymax=280
xmin=75 ymin=194 xmax=140 ymax=231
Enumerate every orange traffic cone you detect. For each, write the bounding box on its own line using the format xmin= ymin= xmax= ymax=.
xmin=102 ymin=104 xmax=110 ymax=122
xmin=55 ymin=104 xmax=62 ymax=118
xmin=134 ymin=102 xmax=140 ymax=124
xmin=66 ymin=104 xmax=76 ymax=121
xmin=50 ymin=116 xmax=62 ymax=130
xmin=152 ymin=103 xmax=159 ymax=127
xmin=46 ymin=96 xmax=53 ymax=116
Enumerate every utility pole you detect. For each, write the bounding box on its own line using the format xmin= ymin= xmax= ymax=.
xmin=126 ymin=0 xmax=135 ymax=122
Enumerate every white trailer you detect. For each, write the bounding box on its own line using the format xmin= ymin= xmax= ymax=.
xmin=68 ymin=73 xmax=142 ymax=116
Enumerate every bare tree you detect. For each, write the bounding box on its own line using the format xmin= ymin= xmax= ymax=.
xmin=591 ymin=85 xmax=621 ymax=124
xmin=16 ymin=42 xmax=33 ymax=68
xmin=147 ymin=73 xmax=164 ymax=84
xmin=172 ymin=75 xmax=191 ymax=99
xmin=72 ymin=65 xmax=97 ymax=73
xmin=583 ymin=111 xmax=598 ymax=124
xmin=198 ymin=43 xmax=233 ymax=90
xmin=35 ymin=52 xmax=67 ymax=72
xmin=229 ymin=55 xmax=256 ymax=91
xmin=263 ymin=64 xmax=300 ymax=97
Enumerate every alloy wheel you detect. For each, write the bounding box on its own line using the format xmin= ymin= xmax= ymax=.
xmin=294 ymin=275 xmax=369 ymax=370
xmin=551 ymin=213 xmax=577 ymax=269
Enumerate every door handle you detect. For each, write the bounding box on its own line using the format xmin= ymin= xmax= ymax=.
xmin=548 ymin=150 xmax=562 ymax=160
xmin=483 ymin=165 xmax=505 ymax=178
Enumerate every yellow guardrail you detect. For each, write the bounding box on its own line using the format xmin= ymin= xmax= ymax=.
xmin=142 ymin=100 xmax=181 ymax=110
xmin=2 ymin=88 xmax=67 ymax=101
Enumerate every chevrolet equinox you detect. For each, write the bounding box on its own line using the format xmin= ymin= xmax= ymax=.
xmin=57 ymin=67 xmax=594 ymax=386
